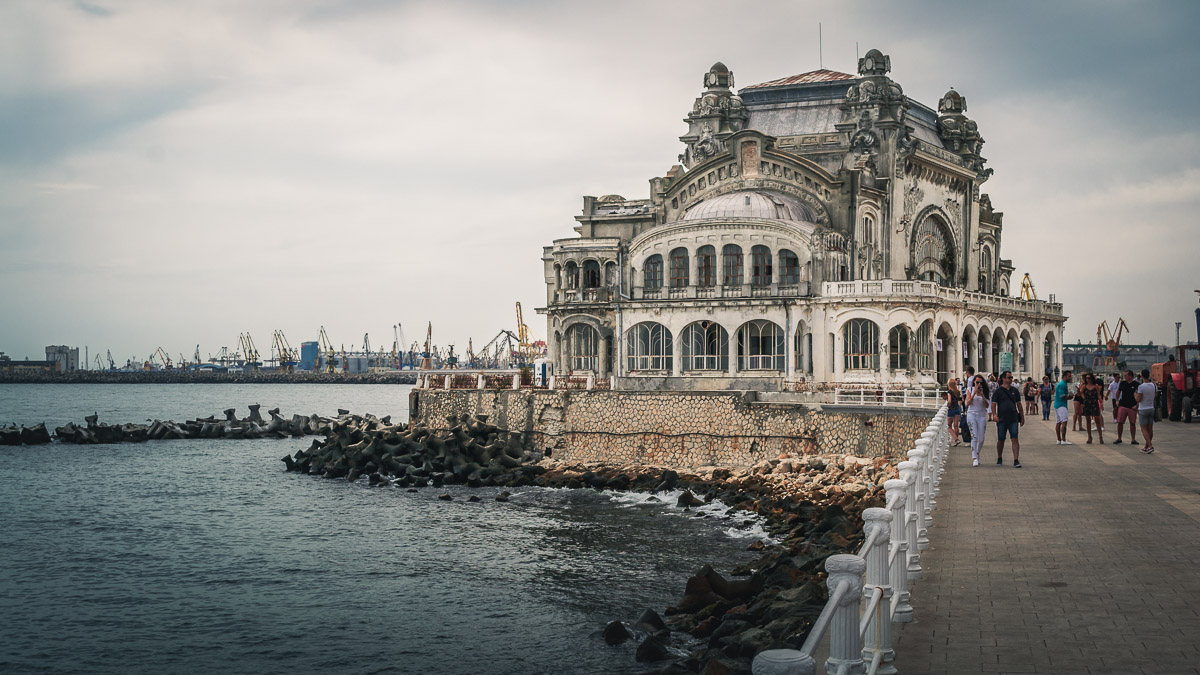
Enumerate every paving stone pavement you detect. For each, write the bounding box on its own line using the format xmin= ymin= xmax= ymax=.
xmin=892 ymin=411 xmax=1200 ymax=675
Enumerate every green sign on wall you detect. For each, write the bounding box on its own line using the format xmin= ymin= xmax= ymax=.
xmin=999 ymin=351 xmax=1014 ymax=372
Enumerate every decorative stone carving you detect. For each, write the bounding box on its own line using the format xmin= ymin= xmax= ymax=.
xmin=849 ymin=112 xmax=878 ymax=152
xmin=936 ymin=87 xmax=987 ymax=175
xmin=897 ymin=180 xmax=924 ymax=234
xmin=678 ymin=62 xmax=748 ymax=169
xmin=858 ymin=48 xmax=891 ymax=76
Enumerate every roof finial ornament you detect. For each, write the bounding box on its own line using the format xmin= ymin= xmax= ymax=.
xmin=857 ymin=49 xmax=890 ymax=76
xmin=938 ymin=87 xmax=966 ymax=114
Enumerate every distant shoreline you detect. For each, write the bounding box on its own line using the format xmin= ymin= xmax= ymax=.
xmin=0 ymin=371 xmax=419 ymax=385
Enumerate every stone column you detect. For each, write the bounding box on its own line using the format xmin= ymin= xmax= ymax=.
xmin=825 ymin=554 xmax=867 ymax=675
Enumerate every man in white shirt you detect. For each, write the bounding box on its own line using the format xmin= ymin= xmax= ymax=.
xmin=1135 ymin=368 xmax=1157 ymax=453
xmin=1107 ymin=374 xmax=1120 ymax=422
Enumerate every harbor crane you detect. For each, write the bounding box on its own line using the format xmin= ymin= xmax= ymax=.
xmin=239 ymin=333 xmax=261 ymax=371
xmin=1019 ymin=273 xmax=1037 ymax=301
xmin=93 ymin=353 xmax=105 ymax=370
xmin=420 ymin=322 xmax=434 ymax=370
xmin=1093 ymin=318 xmax=1130 ymax=370
xmin=154 ymin=347 xmax=173 ymax=370
xmin=106 ymin=350 xmax=116 ymax=370
xmin=272 ymin=330 xmax=298 ymax=372
xmin=318 ymin=326 xmax=337 ymax=373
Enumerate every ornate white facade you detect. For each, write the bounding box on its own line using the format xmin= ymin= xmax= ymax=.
xmin=539 ymin=51 xmax=1066 ymax=390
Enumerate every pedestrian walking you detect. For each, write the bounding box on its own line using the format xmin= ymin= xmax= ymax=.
xmin=1039 ymin=376 xmax=1054 ymax=421
xmin=1136 ymin=368 xmax=1157 ymax=453
xmin=1107 ymin=373 xmax=1120 ymax=422
xmin=1080 ymin=373 xmax=1105 ymax=444
xmin=946 ymin=379 xmax=963 ymax=447
xmin=991 ymin=371 xmax=1025 ymax=467
xmin=1113 ymin=370 xmax=1140 ymax=446
xmin=1023 ymin=377 xmax=1038 ymax=416
xmin=1054 ymin=371 xmax=1073 ymax=445
xmin=964 ymin=374 xmax=990 ymax=467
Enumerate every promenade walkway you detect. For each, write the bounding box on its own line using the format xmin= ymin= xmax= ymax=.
xmin=893 ymin=412 xmax=1200 ymax=674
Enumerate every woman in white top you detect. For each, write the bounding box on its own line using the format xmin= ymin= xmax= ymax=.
xmin=964 ymin=376 xmax=991 ymax=467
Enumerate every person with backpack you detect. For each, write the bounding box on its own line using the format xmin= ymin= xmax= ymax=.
xmin=990 ymin=370 xmax=1025 ymax=467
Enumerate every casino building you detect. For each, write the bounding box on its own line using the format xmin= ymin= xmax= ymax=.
xmin=539 ymin=50 xmax=1066 ymax=390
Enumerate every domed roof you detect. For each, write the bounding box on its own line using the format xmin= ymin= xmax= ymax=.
xmin=682 ymin=190 xmax=816 ymax=223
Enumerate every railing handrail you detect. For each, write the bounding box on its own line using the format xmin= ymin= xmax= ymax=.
xmin=753 ymin=403 xmax=951 ymax=675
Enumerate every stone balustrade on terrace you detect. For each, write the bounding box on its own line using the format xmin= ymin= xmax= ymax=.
xmin=821 ymin=280 xmax=1065 ymax=317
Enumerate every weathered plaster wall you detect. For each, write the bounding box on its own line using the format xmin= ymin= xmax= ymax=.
xmin=411 ymin=389 xmax=931 ymax=469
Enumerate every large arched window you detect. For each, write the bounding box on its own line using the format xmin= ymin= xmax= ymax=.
xmin=844 ymin=319 xmax=880 ymax=370
xmin=643 ymin=255 xmax=663 ymax=290
xmin=779 ymin=249 xmax=800 ymax=284
xmin=565 ymin=261 xmax=579 ymax=289
xmin=564 ymin=323 xmax=599 ymax=372
xmin=669 ymin=247 xmax=689 ymax=288
xmin=626 ymin=322 xmax=672 ymax=371
xmin=912 ymin=216 xmax=955 ymax=286
xmin=696 ymin=245 xmax=716 ymax=287
xmin=582 ymin=260 xmax=601 ymax=289
xmin=682 ymin=321 xmax=728 ymax=371
xmin=751 ymin=245 xmax=772 ymax=286
xmin=722 ymin=244 xmax=743 ymax=286
xmin=888 ymin=325 xmax=910 ymax=370
xmin=737 ymin=320 xmax=785 ymax=371
xmin=914 ymin=320 xmax=933 ymax=371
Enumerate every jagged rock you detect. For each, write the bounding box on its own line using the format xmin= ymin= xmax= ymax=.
xmin=603 ymin=620 xmax=632 ymax=645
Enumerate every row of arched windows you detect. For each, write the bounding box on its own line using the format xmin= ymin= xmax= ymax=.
xmin=843 ymin=319 xmax=936 ymax=372
xmin=565 ymin=320 xmax=792 ymax=373
xmin=643 ymin=245 xmax=802 ymax=291
xmin=557 ymin=260 xmax=618 ymax=291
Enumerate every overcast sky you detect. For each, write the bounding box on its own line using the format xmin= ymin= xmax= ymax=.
xmin=2 ymin=0 xmax=1198 ymax=365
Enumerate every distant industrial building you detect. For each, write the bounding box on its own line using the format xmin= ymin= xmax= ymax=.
xmin=1062 ymin=342 xmax=1171 ymax=374
xmin=44 ymin=345 xmax=80 ymax=373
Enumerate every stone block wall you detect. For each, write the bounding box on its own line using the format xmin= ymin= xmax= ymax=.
xmin=411 ymin=389 xmax=933 ymax=470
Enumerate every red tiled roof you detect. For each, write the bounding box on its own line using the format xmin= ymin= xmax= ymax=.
xmin=742 ymin=69 xmax=855 ymax=90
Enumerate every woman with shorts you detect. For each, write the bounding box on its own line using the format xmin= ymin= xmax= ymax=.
xmin=946 ymin=379 xmax=963 ymax=447
xmin=1023 ymin=377 xmax=1038 ymax=416
xmin=964 ymin=376 xmax=990 ymax=467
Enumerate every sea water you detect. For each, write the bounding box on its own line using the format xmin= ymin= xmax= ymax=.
xmin=0 ymin=384 xmax=760 ymax=674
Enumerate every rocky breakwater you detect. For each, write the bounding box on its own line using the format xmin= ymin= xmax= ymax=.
xmin=535 ymin=454 xmax=896 ymax=675
xmin=280 ymin=413 xmax=546 ymax=488
xmin=2 ymin=404 xmax=336 ymax=446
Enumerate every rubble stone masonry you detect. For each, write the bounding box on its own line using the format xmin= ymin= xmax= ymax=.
xmin=411 ymin=390 xmax=931 ymax=469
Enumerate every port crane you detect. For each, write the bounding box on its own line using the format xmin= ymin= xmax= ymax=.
xmin=1019 ymin=273 xmax=1037 ymax=301
xmin=106 ymin=350 xmax=116 ymax=370
xmin=1093 ymin=318 xmax=1131 ymax=370
xmin=318 ymin=326 xmax=337 ymax=373
xmin=93 ymin=353 xmax=105 ymax=370
xmin=238 ymin=333 xmax=261 ymax=371
xmin=420 ymin=322 xmax=434 ymax=370
xmin=272 ymin=330 xmax=298 ymax=372
xmin=154 ymin=347 xmax=173 ymax=370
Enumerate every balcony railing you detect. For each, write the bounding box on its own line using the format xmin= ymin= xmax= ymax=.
xmin=821 ymin=280 xmax=1064 ymax=316
xmin=621 ymin=282 xmax=811 ymax=302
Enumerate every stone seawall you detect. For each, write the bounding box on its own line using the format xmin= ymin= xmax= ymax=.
xmin=410 ymin=389 xmax=931 ymax=469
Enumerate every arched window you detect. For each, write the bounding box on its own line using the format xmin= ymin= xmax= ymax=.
xmin=553 ymin=264 xmax=562 ymax=290
xmin=722 ymin=244 xmax=743 ymax=286
xmin=751 ymin=245 xmax=772 ymax=286
xmin=626 ymin=322 xmax=672 ymax=371
xmin=696 ymin=245 xmax=716 ymax=287
xmin=682 ymin=321 xmax=729 ymax=371
xmin=669 ymin=247 xmax=689 ymax=288
xmin=980 ymin=246 xmax=992 ymax=294
xmin=912 ymin=216 xmax=955 ymax=286
xmin=643 ymin=255 xmax=663 ymax=290
xmin=864 ymin=215 xmax=875 ymax=246
xmin=564 ymin=324 xmax=599 ymax=372
xmin=844 ymin=319 xmax=880 ymax=371
xmin=779 ymin=249 xmax=800 ymax=284
xmin=582 ymin=260 xmax=601 ymax=289
xmin=738 ymin=320 xmax=784 ymax=370
xmin=914 ymin=320 xmax=933 ymax=371
xmin=888 ymin=325 xmax=910 ymax=370
xmin=565 ymin=261 xmax=579 ymax=289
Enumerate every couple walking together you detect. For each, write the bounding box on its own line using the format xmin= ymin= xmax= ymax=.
xmin=946 ymin=367 xmax=1023 ymax=468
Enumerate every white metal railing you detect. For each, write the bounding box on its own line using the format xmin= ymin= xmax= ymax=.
xmin=753 ymin=404 xmax=950 ymax=675
xmin=832 ymin=386 xmax=945 ymax=409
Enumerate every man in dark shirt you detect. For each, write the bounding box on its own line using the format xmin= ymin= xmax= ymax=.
xmin=990 ymin=370 xmax=1025 ymax=467
xmin=1114 ymin=370 xmax=1140 ymax=445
